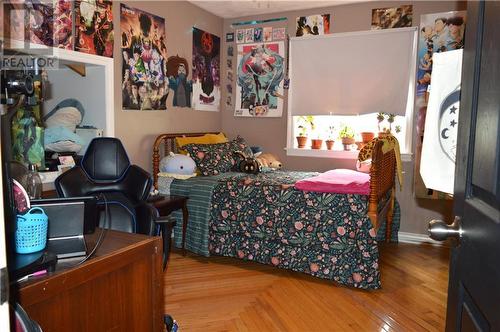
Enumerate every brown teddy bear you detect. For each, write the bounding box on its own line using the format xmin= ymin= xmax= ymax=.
xmin=256 ymin=153 xmax=283 ymax=169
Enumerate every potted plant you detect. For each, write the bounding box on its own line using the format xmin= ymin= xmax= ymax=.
xmin=360 ymin=132 xmax=375 ymax=143
xmin=325 ymin=125 xmax=335 ymax=150
xmin=295 ymin=116 xmax=314 ymax=148
xmin=377 ymin=112 xmax=386 ymax=136
xmin=339 ymin=125 xmax=355 ymax=151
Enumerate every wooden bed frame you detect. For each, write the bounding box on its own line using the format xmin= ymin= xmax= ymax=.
xmin=152 ymin=132 xmax=396 ymax=242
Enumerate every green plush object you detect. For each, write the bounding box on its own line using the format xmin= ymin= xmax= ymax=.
xmin=11 ymin=106 xmax=45 ymax=168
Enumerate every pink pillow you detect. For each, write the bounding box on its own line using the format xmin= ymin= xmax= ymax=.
xmin=295 ymin=169 xmax=371 ymax=195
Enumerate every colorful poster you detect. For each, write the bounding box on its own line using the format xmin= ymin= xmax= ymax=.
xmin=296 ymin=14 xmax=330 ymax=36
xmin=120 ymin=4 xmax=168 ymax=110
xmin=236 ymin=29 xmax=245 ymax=43
xmin=371 ymin=5 xmax=412 ymax=30
xmin=273 ymin=27 xmax=286 ymax=40
xmin=28 ymin=2 xmax=54 ymax=46
xmin=192 ymin=27 xmax=220 ymax=112
xmin=263 ymin=27 xmax=273 ymax=42
xmin=254 ymin=27 xmax=263 ymax=42
xmin=235 ymin=42 xmax=285 ymax=117
xmin=417 ymin=11 xmax=466 ymax=96
xmin=53 ymin=0 xmax=73 ymax=49
xmin=245 ymin=28 xmax=254 ymax=43
xmin=414 ymin=10 xmax=466 ymax=199
xmin=75 ymin=0 xmax=113 ymax=57
xmin=167 ymin=55 xmax=192 ymax=108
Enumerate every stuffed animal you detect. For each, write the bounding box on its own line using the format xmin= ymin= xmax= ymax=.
xmin=159 ymin=152 xmax=197 ymax=179
xmin=234 ymin=151 xmax=260 ymax=174
xmin=256 ymin=153 xmax=282 ymax=169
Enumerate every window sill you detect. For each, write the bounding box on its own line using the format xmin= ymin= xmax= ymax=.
xmin=285 ymin=148 xmax=413 ymax=162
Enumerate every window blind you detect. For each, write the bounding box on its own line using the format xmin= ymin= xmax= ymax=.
xmin=289 ymin=27 xmax=417 ymax=116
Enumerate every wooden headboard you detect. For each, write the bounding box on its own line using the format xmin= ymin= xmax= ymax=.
xmin=152 ymin=132 xmax=220 ymax=189
xmin=152 ymin=132 xmax=397 ymax=241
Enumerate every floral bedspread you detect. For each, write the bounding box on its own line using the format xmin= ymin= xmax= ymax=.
xmin=169 ymin=170 xmax=400 ymax=290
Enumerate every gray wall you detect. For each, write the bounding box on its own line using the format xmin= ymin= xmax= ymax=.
xmin=220 ymin=1 xmax=464 ymax=234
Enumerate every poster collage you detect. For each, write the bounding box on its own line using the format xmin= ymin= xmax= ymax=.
xmin=120 ymin=6 xmax=220 ymax=111
xmin=4 ymin=0 xmax=113 ymax=55
xmin=228 ymin=25 xmax=287 ymax=117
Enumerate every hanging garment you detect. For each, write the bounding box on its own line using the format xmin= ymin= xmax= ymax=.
xmin=420 ymin=49 xmax=463 ymax=194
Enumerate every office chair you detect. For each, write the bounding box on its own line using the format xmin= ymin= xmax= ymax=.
xmin=54 ymin=137 xmax=175 ymax=267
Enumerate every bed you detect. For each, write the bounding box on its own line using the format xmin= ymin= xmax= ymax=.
xmin=152 ymin=132 xmax=399 ymax=289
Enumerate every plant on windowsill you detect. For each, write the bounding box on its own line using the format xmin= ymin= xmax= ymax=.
xmin=296 ymin=116 xmax=314 ymax=148
xmin=339 ymin=125 xmax=355 ymax=151
xmin=325 ymin=125 xmax=335 ymax=150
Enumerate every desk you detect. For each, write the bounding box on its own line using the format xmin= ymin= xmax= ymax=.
xmin=16 ymin=230 xmax=164 ymax=332
xmin=150 ymin=195 xmax=189 ymax=255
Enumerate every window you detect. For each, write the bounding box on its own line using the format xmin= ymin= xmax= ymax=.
xmin=287 ymin=28 xmax=417 ymax=158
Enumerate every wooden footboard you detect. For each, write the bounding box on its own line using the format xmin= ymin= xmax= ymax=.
xmin=368 ymin=139 xmax=397 ymax=242
xmin=152 ymin=132 xmax=397 ymax=241
xmin=152 ymin=132 xmax=219 ymax=190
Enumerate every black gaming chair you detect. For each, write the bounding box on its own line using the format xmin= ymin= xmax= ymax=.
xmin=54 ymin=137 xmax=175 ymax=267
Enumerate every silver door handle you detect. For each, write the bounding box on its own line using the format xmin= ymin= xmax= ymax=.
xmin=428 ymin=216 xmax=462 ymax=243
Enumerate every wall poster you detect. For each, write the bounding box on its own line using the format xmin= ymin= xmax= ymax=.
xmin=75 ymin=0 xmax=113 ymax=57
xmin=371 ymin=5 xmax=412 ymax=30
xmin=234 ymin=42 xmax=285 ymax=117
xmin=192 ymin=27 xmax=220 ymax=112
xmin=167 ymin=55 xmax=192 ymax=108
xmin=414 ymin=10 xmax=466 ymax=199
xmin=296 ymin=14 xmax=330 ymax=36
xmin=120 ymin=4 xmax=168 ymax=111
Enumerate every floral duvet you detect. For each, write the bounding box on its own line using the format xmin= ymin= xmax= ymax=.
xmin=168 ymin=171 xmax=400 ymax=290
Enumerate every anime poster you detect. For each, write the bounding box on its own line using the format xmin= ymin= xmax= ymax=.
xmin=263 ymin=27 xmax=272 ymax=42
xmin=120 ymin=4 xmax=168 ymax=110
xmin=192 ymin=27 xmax=220 ymax=112
xmin=371 ymin=5 xmax=412 ymax=30
xmin=254 ymin=27 xmax=263 ymax=42
xmin=236 ymin=29 xmax=245 ymax=43
xmin=235 ymin=42 xmax=285 ymax=117
xmin=245 ymin=28 xmax=254 ymax=43
xmin=296 ymin=14 xmax=330 ymax=36
xmin=414 ymin=10 xmax=466 ymax=199
xmin=167 ymin=55 xmax=192 ymax=108
xmin=53 ymin=0 xmax=73 ymax=49
xmin=273 ymin=27 xmax=286 ymax=40
xmin=75 ymin=0 xmax=113 ymax=57
xmin=28 ymin=2 xmax=54 ymax=46
xmin=416 ymin=11 xmax=466 ymax=96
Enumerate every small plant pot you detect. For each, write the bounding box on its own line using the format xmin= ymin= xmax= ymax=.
xmin=311 ymin=139 xmax=323 ymax=150
xmin=361 ymin=132 xmax=375 ymax=143
xmin=326 ymin=140 xmax=335 ymax=150
xmin=296 ymin=136 xmax=307 ymax=148
xmin=341 ymin=137 xmax=355 ymax=151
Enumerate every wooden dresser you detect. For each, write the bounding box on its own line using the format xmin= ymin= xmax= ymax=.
xmin=16 ymin=230 xmax=164 ymax=331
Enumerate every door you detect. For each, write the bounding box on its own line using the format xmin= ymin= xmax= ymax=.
xmin=429 ymin=1 xmax=500 ymax=331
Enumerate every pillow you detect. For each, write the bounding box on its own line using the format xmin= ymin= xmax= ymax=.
xmin=45 ymin=140 xmax=82 ymax=153
xmin=44 ymin=126 xmax=85 ymax=146
xmin=229 ymin=136 xmax=253 ymax=169
xmin=295 ymin=169 xmax=371 ymax=195
xmin=356 ymin=159 xmax=372 ymax=173
xmin=176 ymin=133 xmax=228 ymax=154
xmin=184 ymin=141 xmax=234 ymax=176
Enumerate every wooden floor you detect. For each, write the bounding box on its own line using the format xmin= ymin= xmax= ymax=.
xmin=164 ymin=243 xmax=450 ymax=331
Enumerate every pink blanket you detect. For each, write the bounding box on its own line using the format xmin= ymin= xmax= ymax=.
xmin=295 ymin=169 xmax=371 ymax=195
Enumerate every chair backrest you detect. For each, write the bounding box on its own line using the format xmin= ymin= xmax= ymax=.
xmin=81 ymin=137 xmax=130 ymax=183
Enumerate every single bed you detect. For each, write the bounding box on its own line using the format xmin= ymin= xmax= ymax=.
xmin=152 ymin=132 xmax=398 ymax=289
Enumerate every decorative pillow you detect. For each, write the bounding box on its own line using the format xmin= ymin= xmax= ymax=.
xmin=176 ymin=133 xmax=228 ymax=154
xmin=184 ymin=142 xmax=234 ymax=176
xmin=229 ymin=136 xmax=253 ymax=170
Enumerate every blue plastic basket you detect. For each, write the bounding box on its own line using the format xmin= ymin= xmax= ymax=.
xmin=15 ymin=207 xmax=48 ymax=254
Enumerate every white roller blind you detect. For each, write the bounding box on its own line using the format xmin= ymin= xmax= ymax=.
xmin=289 ymin=27 xmax=417 ymax=116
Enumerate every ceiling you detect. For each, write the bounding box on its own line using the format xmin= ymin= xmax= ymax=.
xmin=188 ymin=0 xmax=371 ymax=19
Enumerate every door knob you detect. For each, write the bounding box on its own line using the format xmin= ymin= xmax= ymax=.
xmin=428 ymin=216 xmax=462 ymax=243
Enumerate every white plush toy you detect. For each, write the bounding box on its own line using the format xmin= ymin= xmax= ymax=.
xmin=159 ymin=152 xmax=197 ymax=179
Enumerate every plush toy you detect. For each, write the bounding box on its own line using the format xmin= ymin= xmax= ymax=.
xmin=234 ymin=151 xmax=260 ymax=174
xmin=159 ymin=152 xmax=197 ymax=179
xmin=256 ymin=153 xmax=282 ymax=169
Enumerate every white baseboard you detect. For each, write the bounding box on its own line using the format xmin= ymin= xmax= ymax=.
xmin=398 ymin=231 xmax=444 ymax=246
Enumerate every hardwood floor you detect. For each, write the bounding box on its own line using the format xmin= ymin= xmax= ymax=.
xmin=164 ymin=243 xmax=450 ymax=331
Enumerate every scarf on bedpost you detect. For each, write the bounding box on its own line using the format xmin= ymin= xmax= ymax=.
xmin=358 ymin=135 xmax=403 ymax=190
